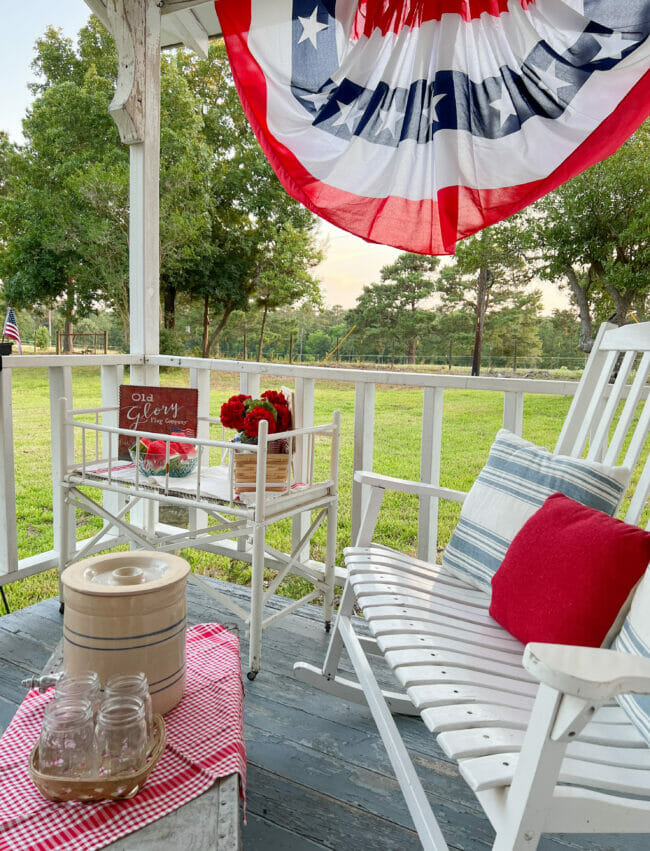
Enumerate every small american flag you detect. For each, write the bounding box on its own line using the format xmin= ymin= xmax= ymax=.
xmin=2 ymin=306 xmax=22 ymax=354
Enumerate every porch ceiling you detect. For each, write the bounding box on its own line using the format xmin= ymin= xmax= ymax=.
xmin=84 ymin=0 xmax=223 ymax=58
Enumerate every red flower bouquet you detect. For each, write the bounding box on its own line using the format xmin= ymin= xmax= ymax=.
xmin=220 ymin=390 xmax=292 ymax=447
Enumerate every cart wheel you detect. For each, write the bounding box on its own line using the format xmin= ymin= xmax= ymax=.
xmin=59 ymin=601 xmax=65 ymax=615
xmin=325 ymin=621 xmax=331 ymax=633
xmin=246 ymin=670 xmax=258 ymax=681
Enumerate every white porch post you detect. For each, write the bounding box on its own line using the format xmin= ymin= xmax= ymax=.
xmin=106 ymin=0 xmax=161 ymax=387
xmin=106 ymin=0 xmax=161 ymax=536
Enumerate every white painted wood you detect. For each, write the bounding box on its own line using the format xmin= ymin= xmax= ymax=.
xmin=49 ymin=369 xmax=74 ymax=589
xmin=146 ymin=353 xmax=585 ymax=396
xmin=604 ymin=351 xmax=650 ymax=466
xmin=351 ymin=381 xmax=375 ymax=545
xmin=338 ymin=614 xmax=450 ymax=850
xmin=164 ymin=8 xmax=209 ymax=57
xmin=418 ymin=387 xmax=444 ymax=561
xmin=502 ymin=391 xmax=524 ymax=436
xmin=101 ymin=364 xmax=124 ymax=539
xmin=600 ymin=321 xmax=650 ymax=352
xmin=588 ymin=349 xmax=636 ymax=461
xmin=84 ymin=0 xmax=113 ymax=31
xmin=354 ymin=471 xmax=466 ymax=502
xmin=114 ymin=0 xmax=161 ymax=389
xmin=106 ymin=0 xmax=146 ymax=144
xmin=554 ymin=322 xmax=614 ymax=455
xmin=296 ymin=321 xmax=650 ymax=850
xmin=189 ymin=366 xmax=210 ymax=533
xmin=292 ymin=377 xmax=315 ymax=563
xmin=523 ymin=643 xmax=650 ymax=701
xmin=0 ymin=367 xmax=18 ymax=580
xmin=484 ymin=684 xmax=566 ymax=851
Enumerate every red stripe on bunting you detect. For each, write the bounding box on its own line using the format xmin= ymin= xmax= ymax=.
xmin=352 ymin=0 xmax=533 ymax=38
xmin=217 ymin=0 xmax=650 ymax=254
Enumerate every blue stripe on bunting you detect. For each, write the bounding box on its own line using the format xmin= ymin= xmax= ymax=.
xmin=289 ymin=1 xmax=648 ymax=146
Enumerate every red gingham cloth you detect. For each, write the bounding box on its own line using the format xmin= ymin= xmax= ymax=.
xmin=0 ymin=623 xmax=246 ymax=851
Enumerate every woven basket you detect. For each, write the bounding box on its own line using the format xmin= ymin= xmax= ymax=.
xmin=29 ymin=714 xmax=166 ymax=802
xmin=233 ymin=451 xmax=290 ymax=495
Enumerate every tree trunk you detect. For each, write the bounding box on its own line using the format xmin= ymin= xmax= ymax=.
xmin=243 ymin=320 xmax=248 ymax=360
xmin=201 ymin=294 xmax=210 ymax=358
xmin=564 ymin=266 xmax=593 ymax=352
xmin=408 ymin=336 xmax=417 ymax=364
xmin=471 ymin=268 xmax=490 ymax=376
xmin=163 ymin=286 xmax=176 ymax=330
xmin=594 ymin=262 xmax=631 ymax=326
xmin=257 ymin=305 xmax=269 ymax=362
xmin=204 ymin=306 xmax=235 ymax=358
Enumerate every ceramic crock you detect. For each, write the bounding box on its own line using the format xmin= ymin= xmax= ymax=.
xmin=61 ymin=551 xmax=190 ymax=714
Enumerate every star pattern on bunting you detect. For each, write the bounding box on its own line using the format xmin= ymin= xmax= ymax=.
xmin=377 ymin=98 xmax=406 ymax=138
xmin=332 ymin=99 xmax=365 ymax=133
xmin=591 ymin=30 xmax=632 ymax=61
xmin=489 ymin=84 xmax=517 ymax=128
xmin=297 ymin=6 xmax=328 ymax=49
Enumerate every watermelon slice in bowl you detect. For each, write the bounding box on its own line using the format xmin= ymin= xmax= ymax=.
xmin=129 ymin=434 xmax=198 ymax=477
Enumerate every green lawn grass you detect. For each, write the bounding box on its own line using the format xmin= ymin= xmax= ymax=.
xmin=4 ymin=366 xmax=574 ymax=612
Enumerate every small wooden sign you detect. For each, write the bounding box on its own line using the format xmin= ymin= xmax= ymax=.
xmin=118 ymin=385 xmax=198 ymax=459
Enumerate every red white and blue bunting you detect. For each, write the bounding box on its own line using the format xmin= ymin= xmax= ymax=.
xmin=215 ymin=1 xmax=650 ymax=254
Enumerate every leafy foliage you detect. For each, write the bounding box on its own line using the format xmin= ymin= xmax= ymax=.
xmin=347 ymin=254 xmax=439 ymax=363
xmin=529 ymin=121 xmax=650 ymax=350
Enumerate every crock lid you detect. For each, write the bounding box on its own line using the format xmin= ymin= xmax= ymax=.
xmin=61 ymin=551 xmax=190 ymax=596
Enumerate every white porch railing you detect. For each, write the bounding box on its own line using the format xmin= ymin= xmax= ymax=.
xmin=0 ymin=351 xmax=582 ymax=589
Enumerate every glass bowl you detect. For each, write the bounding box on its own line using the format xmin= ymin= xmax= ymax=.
xmin=129 ymin=445 xmax=198 ymax=478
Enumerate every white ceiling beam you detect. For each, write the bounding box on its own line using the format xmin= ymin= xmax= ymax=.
xmin=159 ymin=0 xmax=210 ymax=14
xmin=83 ymin=0 xmax=112 ymax=32
xmin=165 ymin=9 xmax=209 ymax=59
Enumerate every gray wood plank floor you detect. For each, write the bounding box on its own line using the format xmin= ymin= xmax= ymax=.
xmin=1 ymin=576 xmax=646 ymax=850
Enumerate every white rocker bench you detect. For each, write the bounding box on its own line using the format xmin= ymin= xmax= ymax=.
xmin=295 ymin=321 xmax=650 ymax=850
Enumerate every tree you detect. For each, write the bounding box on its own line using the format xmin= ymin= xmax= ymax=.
xmin=0 ymin=19 xmax=213 ymax=348
xmin=439 ymin=219 xmax=533 ymax=375
xmin=348 ymin=254 xmax=439 ymax=364
xmin=530 ymin=121 xmax=650 ymax=351
xmin=0 ymin=26 xmax=125 ymax=349
xmin=177 ymin=42 xmax=323 ymax=358
xmin=538 ymin=310 xmax=583 ymax=369
xmin=254 ymin=224 xmax=322 ymax=359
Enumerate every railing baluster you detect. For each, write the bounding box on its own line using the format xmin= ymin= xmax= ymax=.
xmin=189 ymin=367 xmax=210 ymax=533
xmin=419 ymin=388 xmax=444 ymax=562
xmin=49 ymin=366 xmax=74 ymax=587
xmin=0 ymin=366 xmax=18 ymax=583
xmin=503 ymin=391 xmax=524 ymax=436
xmin=293 ymin=377 xmax=315 ymax=561
xmin=101 ymin=364 xmax=124 ymax=537
xmin=351 ymin=381 xmax=375 ymax=546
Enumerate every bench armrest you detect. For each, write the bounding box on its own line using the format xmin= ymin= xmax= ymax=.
xmin=354 ymin=470 xmax=466 ymax=503
xmin=524 ymin=642 xmax=650 ymax=701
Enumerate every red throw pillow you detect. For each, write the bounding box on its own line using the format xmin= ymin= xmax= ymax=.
xmin=489 ymin=493 xmax=650 ymax=647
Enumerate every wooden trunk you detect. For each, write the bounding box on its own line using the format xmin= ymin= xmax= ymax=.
xmin=233 ymin=451 xmax=290 ymax=494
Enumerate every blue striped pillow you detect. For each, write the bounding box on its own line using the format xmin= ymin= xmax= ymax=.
xmin=614 ymin=576 xmax=650 ymax=744
xmin=442 ymin=429 xmax=630 ymax=594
